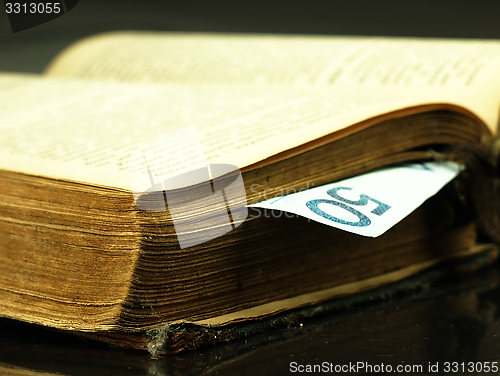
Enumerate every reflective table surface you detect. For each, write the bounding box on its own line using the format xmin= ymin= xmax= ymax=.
xmin=1 ymin=264 xmax=499 ymax=375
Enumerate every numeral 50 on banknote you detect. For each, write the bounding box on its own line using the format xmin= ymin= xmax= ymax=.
xmin=306 ymin=187 xmax=391 ymax=227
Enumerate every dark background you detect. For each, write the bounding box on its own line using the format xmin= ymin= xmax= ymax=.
xmin=1 ymin=0 xmax=500 ymax=73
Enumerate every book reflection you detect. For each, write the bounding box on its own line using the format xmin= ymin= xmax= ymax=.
xmin=0 ymin=263 xmax=498 ymax=376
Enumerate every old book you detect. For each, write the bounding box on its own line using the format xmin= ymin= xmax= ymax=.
xmin=1 ymin=32 xmax=500 ymax=355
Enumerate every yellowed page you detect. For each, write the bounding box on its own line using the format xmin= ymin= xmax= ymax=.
xmin=0 ymin=73 xmax=446 ymax=190
xmin=45 ymin=32 xmax=500 ymax=132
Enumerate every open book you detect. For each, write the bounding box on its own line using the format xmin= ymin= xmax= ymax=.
xmin=1 ymin=32 xmax=500 ymax=355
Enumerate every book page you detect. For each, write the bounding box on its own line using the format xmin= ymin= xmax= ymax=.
xmin=0 ymin=73 xmax=432 ymax=190
xmin=45 ymin=32 xmax=500 ymax=132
